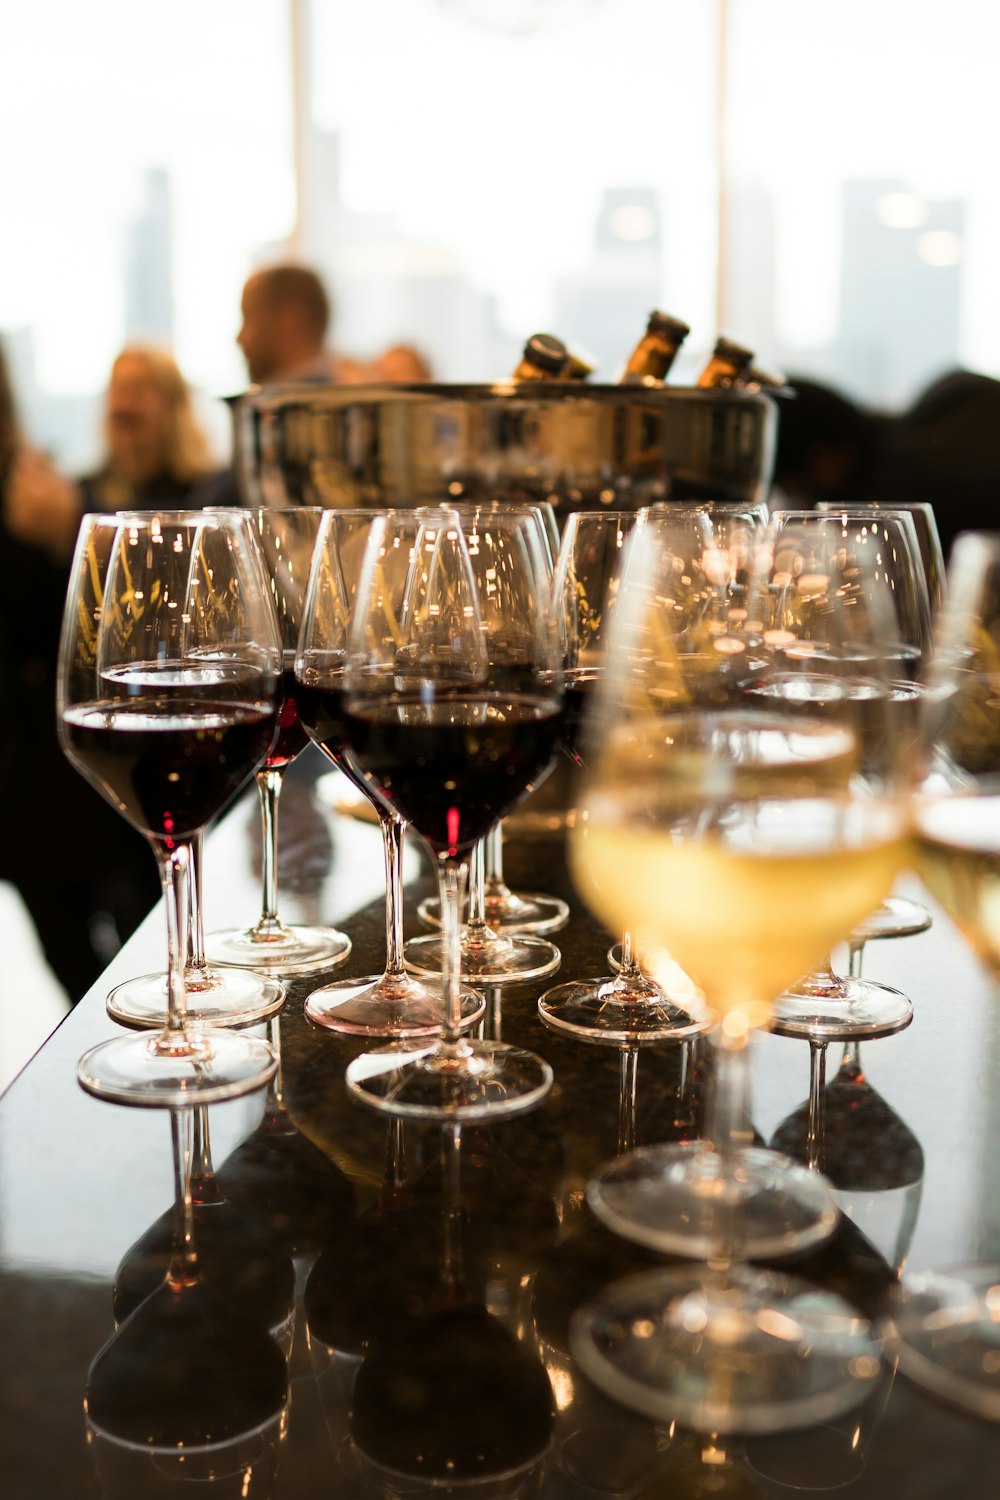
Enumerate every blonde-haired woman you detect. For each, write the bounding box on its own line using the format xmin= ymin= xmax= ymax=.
xmin=5 ymin=344 xmax=223 ymax=559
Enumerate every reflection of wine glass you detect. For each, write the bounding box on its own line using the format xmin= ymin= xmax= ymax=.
xmin=770 ymin=1042 xmax=924 ymax=1273
xmin=85 ymin=1108 xmax=289 ymax=1497
xmin=296 ymin=509 xmax=483 ymax=1038
xmin=113 ymin=1104 xmax=296 ymax=1348
xmin=214 ymin=1015 xmax=357 ymax=1262
xmin=340 ymin=507 xmax=561 ymax=1119
xmin=403 ymin=503 xmax=564 ymax=985
xmin=347 ymin=1125 xmax=556 ymax=1492
xmin=743 ymin=1358 xmax=897 ymax=1494
xmin=61 ymin=510 xmax=281 ymax=1105
xmin=567 ymin=506 xmax=910 ymax=1431
xmin=204 ymin=507 xmax=353 ymax=975
xmin=752 ymin=511 xmax=929 ymax=1045
xmin=897 ymin=530 xmax=1000 ymax=1418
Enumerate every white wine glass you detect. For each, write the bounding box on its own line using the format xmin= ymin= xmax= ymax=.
xmin=62 ymin=511 xmax=282 ymax=1105
xmin=567 ymin=507 xmax=911 ymax=1432
xmin=762 ymin=510 xmax=930 ymax=1044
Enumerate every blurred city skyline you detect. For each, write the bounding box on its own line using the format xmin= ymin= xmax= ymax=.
xmin=0 ymin=0 xmax=991 ymax=470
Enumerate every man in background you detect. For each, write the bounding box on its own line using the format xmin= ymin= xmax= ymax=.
xmin=237 ymin=264 xmax=334 ymax=385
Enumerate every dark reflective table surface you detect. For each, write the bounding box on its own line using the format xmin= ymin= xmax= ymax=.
xmin=3 ymin=752 xmax=1000 ymax=1497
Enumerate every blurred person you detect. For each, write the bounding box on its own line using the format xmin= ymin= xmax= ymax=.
xmin=236 ymin=263 xmax=334 ymax=385
xmin=772 ymin=370 xmax=1000 ymax=558
xmin=5 ymin=344 xmax=224 ymax=560
xmin=0 ymin=342 xmax=225 ymax=1003
xmin=373 ymin=343 xmax=433 ymax=382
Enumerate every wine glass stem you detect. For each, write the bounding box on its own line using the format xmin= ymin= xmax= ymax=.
xmin=807 ymin=1040 xmax=828 ymax=1171
xmin=706 ymin=1029 xmax=753 ymax=1267
xmin=618 ymin=1046 xmax=639 ymax=1154
xmin=168 ymin=1106 xmax=198 ymax=1287
xmin=483 ymin=823 xmax=510 ymax=902
xmin=442 ymin=1122 xmax=464 ymax=1299
xmin=256 ymin=767 xmax=286 ymax=933
xmin=381 ymin=813 xmax=408 ymax=980
xmin=847 ymin=939 xmax=866 ymax=980
xmin=438 ymin=858 xmax=470 ymax=1047
xmin=619 ymin=928 xmax=643 ymax=982
xmin=465 ymin=837 xmax=488 ymax=936
xmin=187 ymin=831 xmax=206 ymax=972
xmin=158 ymin=838 xmax=194 ymax=1042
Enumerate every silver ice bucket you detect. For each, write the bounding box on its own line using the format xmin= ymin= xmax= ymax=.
xmin=236 ymin=381 xmax=776 ymax=518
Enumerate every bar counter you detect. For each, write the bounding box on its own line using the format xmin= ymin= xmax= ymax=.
xmin=2 ymin=753 xmax=1000 ymax=1498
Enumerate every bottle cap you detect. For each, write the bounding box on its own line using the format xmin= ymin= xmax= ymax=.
xmin=712 ymin=336 xmax=755 ymax=367
xmin=521 ymin=333 xmax=568 ymax=374
xmin=646 ymin=311 xmax=691 ymax=344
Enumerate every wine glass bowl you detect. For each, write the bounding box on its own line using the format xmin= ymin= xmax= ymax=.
xmin=61 ymin=510 xmax=282 ymax=1107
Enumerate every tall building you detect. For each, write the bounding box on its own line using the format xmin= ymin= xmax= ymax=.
xmin=123 ymin=167 xmax=174 ymax=344
xmin=836 ymin=178 xmax=963 ymax=406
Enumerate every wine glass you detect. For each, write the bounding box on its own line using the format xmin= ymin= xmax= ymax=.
xmin=61 ymin=510 xmax=281 ymax=1106
xmin=814 ymin=501 xmax=940 ymax=948
xmin=403 ymin=502 xmax=564 ymax=984
xmin=761 ymin=510 xmax=930 ymax=1045
xmin=542 ymin=503 xmax=770 ymax=1045
xmin=817 ymin=499 xmax=946 ymax=616
xmin=539 ymin=509 xmax=707 ymax=1047
xmin=414 ymin=502 xmax=570 ymax=940
xmin=567 ymin=506 xmax=910 ymax=1431
xmin=895 ymin=530 xmax=1000 ymax=1419
xmin=340 ymin=507 xmax=561 ymax=1118
xmin=204 ymin=507 xmax=353 ymax=975
xmin=295 ymin=508 xmax=484 ymax=1037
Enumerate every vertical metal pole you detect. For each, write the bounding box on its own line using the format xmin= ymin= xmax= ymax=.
xmin=714 ymin=0 xmax=731 ymax=332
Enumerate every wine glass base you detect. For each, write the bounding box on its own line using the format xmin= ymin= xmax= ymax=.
xmin=203 ymin=922 xmax=352 ymax=976
xmin=769 ymin=978 xmax=913 ymax=1042
xmin=77 ymin=1030 xmax=277 ymax=1108
xmin=851 ymin=896 xmax=933 ymax=943
xmin=570 ymin=1264 xmax=882 ymax=1435
xmin=891 ymin=1264 xmax=1000 ymax=1421
xmin=538 ymin=976 xmax=708 ymax=1045
xmin=304 ymin=974 xmax=485 ymax=1038
xmin=403 ymin=932 xmax=561 ymax=986
xmin=588 ymin=1142 xmax=839 ymax=1261
xmin=417 ymin=890 xmax=570 ymax=935
xmin=106 ymin=968 xmax=285 ymax=1031
xmin=345 ymin=1038 xmax=553 ymax=1121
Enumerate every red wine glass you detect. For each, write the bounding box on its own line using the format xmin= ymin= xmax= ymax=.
xmin=341 ymin=507 xmax=560 ymax=1118
xmin=203 ymin=507 xmax=352 ymax=975
xmin=62 ymin=510 xmax=282 ymax=1105
xmin=295 ymin=508 xmax=483 ymax=1037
